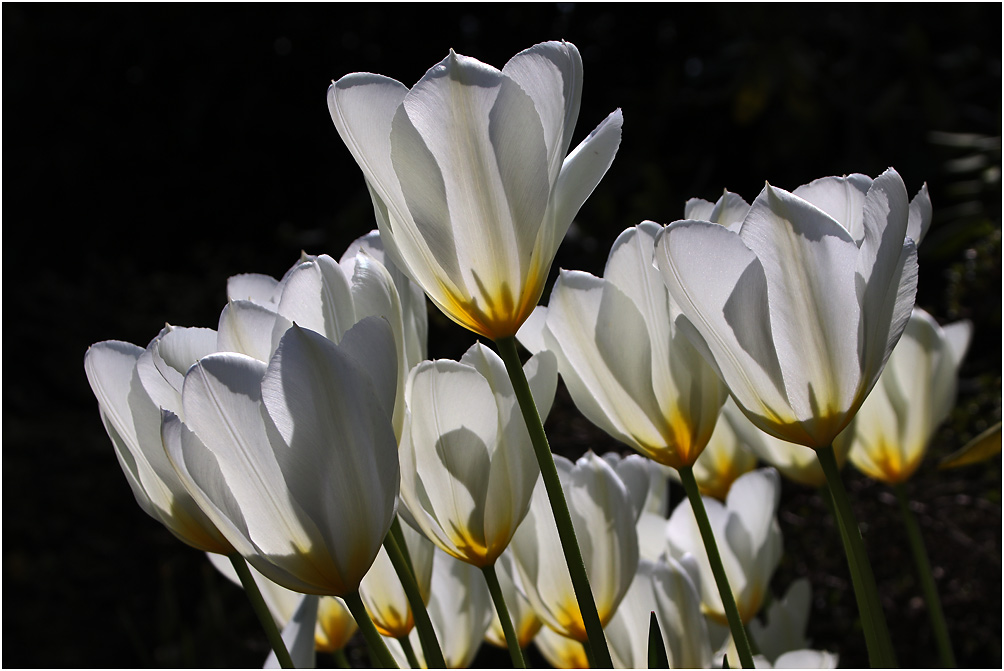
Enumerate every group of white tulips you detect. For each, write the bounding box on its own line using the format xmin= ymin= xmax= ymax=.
xmin=85 ymin=40 xmax=984 ymax=669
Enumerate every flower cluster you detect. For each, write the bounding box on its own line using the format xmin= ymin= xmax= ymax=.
xmin=85 ymin=39 xmax=981 ymax=670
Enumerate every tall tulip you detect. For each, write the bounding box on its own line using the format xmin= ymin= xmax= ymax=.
xmin=164 ymin=318 xmax=402 ymax=667
xmin=509 ymin=453 xmax=638 ymax=643
xmin=328 ymin=41 xmax=621 ymax=340
xmin=519 ymin=221 xmax=755 ymax=664
xmin=655 ymin=169 xmax=925 ymax=667
xmin=835 ymin=307 xmax=971 ymax=667
xmin=666 ymin=468 xmax=783 ymax=626
xmin=330 ymin=40 xmax=624 ymax=664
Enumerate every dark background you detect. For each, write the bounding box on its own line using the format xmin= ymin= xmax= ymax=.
xmin=3 ymin=3 xmax=1000 ymax=668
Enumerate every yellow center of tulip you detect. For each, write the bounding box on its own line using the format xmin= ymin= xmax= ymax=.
xmin=433 ymin=269 xmax=544 ymax=340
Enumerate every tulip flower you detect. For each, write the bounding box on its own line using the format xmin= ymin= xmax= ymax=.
xmin=399 ymin=342 xmax=556 ymax=567
xmin=328 ymin=40 xmax=622 ymax=340
xmin=164 ymin=318 xmax=401 ymax=667
xmin=484 ymin=550 xmax=543 ymax=651
xmin=359 ymin=516 xmax=436 ymax=639
xmin=838 ymin=308 xmax=972 ymax=485
xmin=533 ymin=625 xmax=590 ymax=669
xmin=655 ymin=169 xmax=922 ymax=451
xmin=605 ymin=557 xmax=711 ymax=669
xmin=400 ymin=548 xmax=494 ymax=669
xmin=519 ymin=221 xmax=728 ymax=469
xmin=84 ymin=328 xmax=231 ymax=555
xmin=834 ymin=307 xmax=971 ymax=667
xmin=689 ymin=401 xmax=759 ymax=500
xmin=747 ymin=578 xmax=814 ymax=664
xmin=666 ymin=468 xmax=782 ymax=625
xmin=656 ymin=169 xmax=925 ymax=666
xmin=510 ymin=453 xmax=638 ymax=642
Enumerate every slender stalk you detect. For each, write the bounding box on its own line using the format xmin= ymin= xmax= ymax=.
xmin=482 ymin=561 xmax=528 ymax=668
xmin=383 ymin=524 xmax=447 ymax=668
xmin=333 ymin=648 xmax=351 ymax=669
xmin=343 ymin=590 xmax=400 ymax=669
xmin=397 ymin=635 xmax=421 ymax=670
xmin=894 ymin=482 xmax=956 ymax=667
xmin=677 ymin=466 xmax=756 ymax=669
xmin=494 ymin=335 xmax=613 ymax=668
xmin=816 ymin=444 xmax=897 ymax=667
xmin=228 ymin=554 xmax=294 ymax=669
xmin=647 ymin=611 xmax=669 ymax=668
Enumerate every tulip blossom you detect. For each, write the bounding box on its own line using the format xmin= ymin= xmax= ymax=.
xmin=399 ymin=342 xmax=557 ymax=567
xmin=401 ymin=548 xmax=494 ymax=669
xmin=747 ymin=578 xmax=822 ymax=664
xmin=328 ymin=40 xmax=622 ymax=339
xmin=519 ymin=221 xmax=728 ymax=468
xmin=359 ymin=516 xmax=436 ymax=638
xmin=605 ymin=557 xmax=711 ymax=669
xmin=84 ymin=328 xmax=231 ymax=555
xmin=533 ymin=625 xmax=590 ymax=669
xmin=666 ymin=468 xmax=782 ymax=624
xmin=837 ymin=307 xmax=972 ymax=484
xmin=484 ymin=549 xmax=543 ymax=650
xmin=656 ymin=169 xmax=924 ymax=449
xmin=510 ymin=452 xmax=639 ymax=641
xmin=164 ymin=318 xmax=400 ymax=597
xmin=689 ymin=401 xmax=759 ymax=500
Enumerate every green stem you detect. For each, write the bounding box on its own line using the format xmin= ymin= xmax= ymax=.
xmin=333 ymin=648 xmax=351 ymax=669
xmin=677 ymin=466 xmax=756 ymax=669
xmin=817 ymin=444 xmax=897 ymax=667
xmin=228 ymin=554 xmax=294 ymax=669
xmin=494 ymin=336 xmax=613 ymax=668
xmin=344 ymin=590 xmax=400 ymax=669
xmin=482 ymin=561 xmax=528 ymax=668
xmin=894 ymin=482 xmax=956 ymax=667
xmin=383 ymin=523 xmax=447 ymax=668
xmin=398 ymin=635 xmax=421 ymax=670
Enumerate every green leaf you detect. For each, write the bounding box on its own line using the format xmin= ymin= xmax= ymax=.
xmin=939 ymin=422 xmax=1002 ymax=469
xmin=648 ymin=611 xmax=669 ymax=668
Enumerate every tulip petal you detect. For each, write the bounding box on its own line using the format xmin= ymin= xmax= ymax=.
xmin=276 ymin=254 xmax=356 ymax=344
xmin=656 ymin=221 xmax=792 ymax=433
xmin=907 ymin=182 xmax=932 ymax=245
xmin=265 ymin=594 xmax=319 ymax=669
xmin=260 ymin=322 xmax=399 ymax=592
xmin=228 ymin=272 xmax=282 ymax=307
xmin=791 ymin=173 xmax=872 ymax=241
xmin=502 ymin=40 xmax=583 ymax=178
xmin=548 ymin=108 xmax=623 ymax=251
xmin=218 ymin=299 xmax=281 ymax=362
xmin=740 ymin=184 xmax=863 ymax=431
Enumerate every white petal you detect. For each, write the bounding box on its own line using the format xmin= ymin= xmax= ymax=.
xmin=276 ymin=254 xmax=356 ymax=344
xmin=265 ymin=594 xmax=319 ymax=669
xmin=741 ymin=184 xmax=862 ymax=433
xmin=261 ymin=323 xmax=400 ymax=591
xmin=791 ymin=173 xmax=872 ymax=241
xmin=907 ymin=182 xmax=932 ymax=245
xmin=502 ymin=40 xmax=583 ymax=178
xmin=515 ymin=305 xmax=549 ymax=355
xmin=228 ymin=272 xmax=282 ymax=307
xmin=218 ymin=300 xmax=280 ymax=361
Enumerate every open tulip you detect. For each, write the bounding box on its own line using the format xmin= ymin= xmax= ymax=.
xmin=666 ymin=468 xmax=782 ymax=625
xmin=837 ymin=307 xmax=972 ymax=484
xmin=399 ymin=342 xmax=557 ymax=567
xmin=519 ymin=221 xmax=728 ymax=469
xmin=510 ymin=452 xmax=639 ymax=642
xmin=655 ymin=169 xmax=922 ymax=449
xmin=328 ymin=40 xmax=622 ymax=339
xmin=164 ymin=318 xmax=400 ymax=598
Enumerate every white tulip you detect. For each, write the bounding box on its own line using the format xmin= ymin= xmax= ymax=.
xmin=329 ymin=41 xmax=622 ymax=339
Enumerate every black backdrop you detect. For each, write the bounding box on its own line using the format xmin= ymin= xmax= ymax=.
xmin=4 ymin=4 xmax=1000 ymax=668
